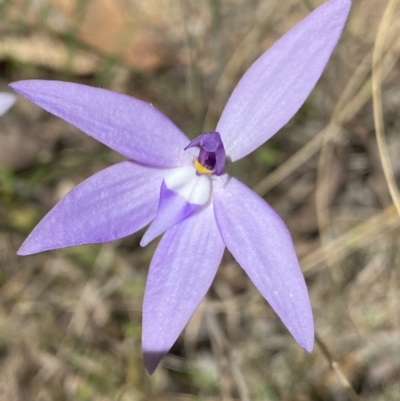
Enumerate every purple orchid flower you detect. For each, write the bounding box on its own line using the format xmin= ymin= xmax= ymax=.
xmin=11 ymin=0 xmax=350 ymax=374
xmin=0 ymin=92 xmax=16 ymax=116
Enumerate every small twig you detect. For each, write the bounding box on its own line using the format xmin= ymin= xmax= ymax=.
xmin=315 ymin=334 xmax=364 ymax=401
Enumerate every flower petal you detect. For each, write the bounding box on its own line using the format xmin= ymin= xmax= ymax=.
xmin=0 ymin=92 xmax=16 ymax=116
xmin=10 ymin=80 xmax=192 ymax=167
xmin=142 ymin=205 xmax=224 ymax=374
xmin=213 ymin=177 xmax=314 ymax=352
xmin=140 ymin=166 xmax=211 ymax=246
xmin=216 ymin=0 xmax=351 ymax=161
xmin=18 ymin=161 xmax=165 ymax=255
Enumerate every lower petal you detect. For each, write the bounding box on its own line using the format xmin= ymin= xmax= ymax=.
xmin=18 ymin=161 xmax=166 ymax=255
xmin=213 ymin=177 xmax=314 ymax=352
xmin=142 ymin=204 xmax=224 ymax=374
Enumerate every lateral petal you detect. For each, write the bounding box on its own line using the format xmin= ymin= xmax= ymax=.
xmin=214 ymin=178 xmax=314 ymax=352
xmin=10 ymin=80 xmax=192 ymax=167
xmin=142 ymin=205 xmax=224 ymax=374
xmin=216 ymin=0 xmax=351 ymax=161
xmin=18 ymin=161 xmax=165 ymax=255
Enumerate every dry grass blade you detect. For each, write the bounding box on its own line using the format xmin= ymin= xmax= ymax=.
xmin=254 ymin=123 xmax=334 ymax=195
xmin=301 ymin=205 xmax=400 ymax=275
xmin=372 ymin=0 xmax=400 ymax=217
xmin=314 ymin=11 xmax=400 ymax=281
xmin=315 ymin=135 xmax=342 ymax=282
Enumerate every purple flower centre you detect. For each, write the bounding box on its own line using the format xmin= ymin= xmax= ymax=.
xmin=184 ymin=131 xmax=226 ymax=176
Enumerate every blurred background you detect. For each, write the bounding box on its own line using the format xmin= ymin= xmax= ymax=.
xmin=0 ymin=0 xmax=399 ymax=399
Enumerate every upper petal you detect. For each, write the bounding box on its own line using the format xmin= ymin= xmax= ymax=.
xmin=142 ymin=205 xmax=224 ymax=374
xmin=213 ymin=177 xmax=314 ymax=352
xmin=0 ymin=92 xmax=16 ymax=116
xmin=10 ymin=80 xmax=192 ymax=167
xmin=216 ymin=0 xmax=351 ymax=161
xmin=18 ymin=161 xmax=165 ymax=255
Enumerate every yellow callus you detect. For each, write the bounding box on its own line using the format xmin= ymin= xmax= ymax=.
xmin=194 ymin=158 xmax=213 ymax=174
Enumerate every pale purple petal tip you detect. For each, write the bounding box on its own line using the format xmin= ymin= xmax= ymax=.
xmin=217 ymin=0 xmax=351 ymax=161
xmin=214 ymin=178 xmax=314 ymax=351
xmin=10 ymin=80 xmax=192 ymax=167
xmin=18 ymin=162 xmax=165 ymax=255
xmin=144 ymin=351 xmax=166 ymax=375
xmin=142 ymin=205 xmax=224 ymax=374
xmin=0 ymin=92 xmax=16 ymax=116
